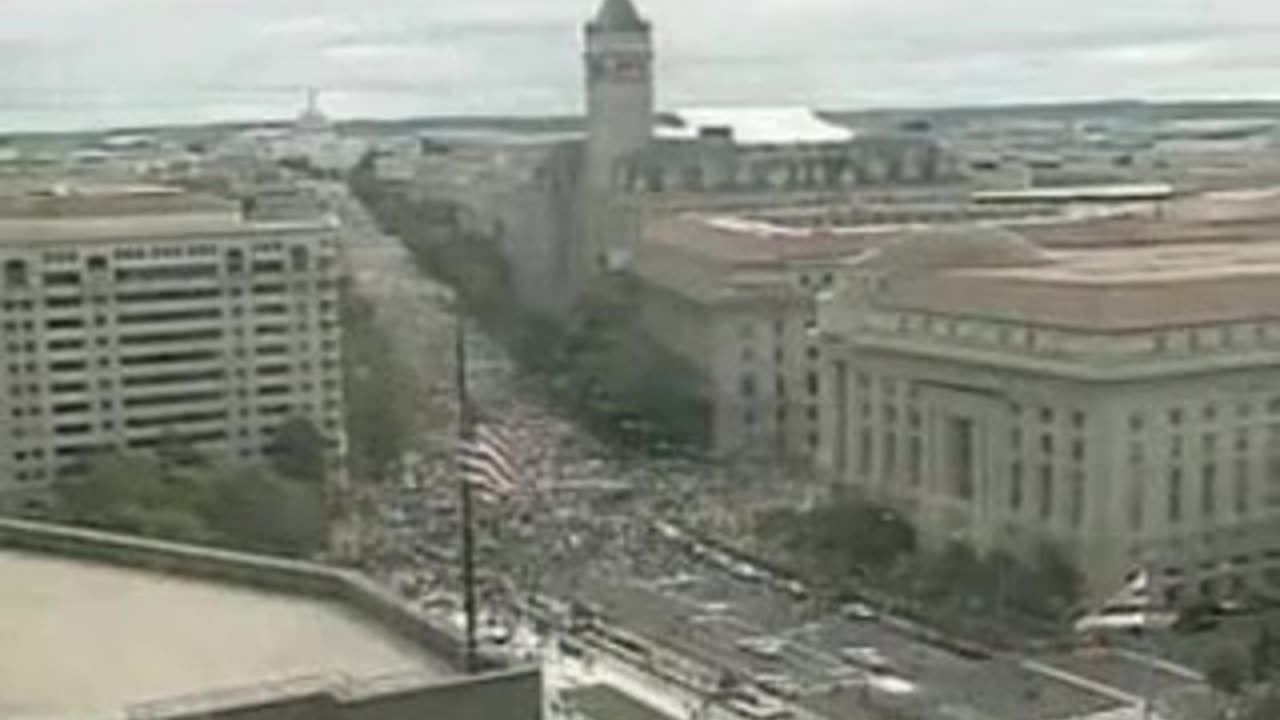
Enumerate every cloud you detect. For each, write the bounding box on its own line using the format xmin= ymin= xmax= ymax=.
xmin=0 ymin=0 xmax=1279 ymax=130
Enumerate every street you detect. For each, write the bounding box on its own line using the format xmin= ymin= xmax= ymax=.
xmin=325 ymin=180 xmax=1202 ymax=720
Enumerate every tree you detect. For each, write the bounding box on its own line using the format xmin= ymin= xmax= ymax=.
xmin=1241 ymin=686 xmax=1280 ymax=720
xmin=53 ymin=451 xmax=215 ymax=543
xmin=203 ymin=464 xmax=328 ymax=558
xmin=1251 ymin=626 xmax=1278 ymax=681
xmin=1207 ymin=649 xmax=1248 ymax=697
xmin=267 ymin=417 xmax=329 ymax=485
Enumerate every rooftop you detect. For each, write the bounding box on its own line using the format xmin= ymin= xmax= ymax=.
xmin=656 ymin=108 xmax=855 ymax=146
xmin=860 ymin=228 xmax=1280 ymax=331
xmin=589 ymin=0 xmax=649 ymax=32
xmin=644 ymin=214 xmax=882 ymax=265
xmin=0 ymin=549 xmax=451 ymax=719
xmin=0 ymin=212 xmax=335 ymax=245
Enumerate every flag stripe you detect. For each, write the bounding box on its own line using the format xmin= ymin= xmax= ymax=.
xmin=456 ymin=420 xmax=519 ymax=499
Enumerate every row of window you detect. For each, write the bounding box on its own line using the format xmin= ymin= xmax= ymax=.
xmin=885 ymin=310 xmax=1280 ymax=357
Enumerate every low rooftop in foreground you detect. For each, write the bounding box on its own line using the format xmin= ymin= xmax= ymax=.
xmin=0 ymin=548 xmax=453 ymax=719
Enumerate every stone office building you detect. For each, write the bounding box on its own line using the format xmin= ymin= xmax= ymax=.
xmin=0 ymin=185 xmax=343 ymax=513
xmin=818 ymin=227 xmax=1280 ymax=602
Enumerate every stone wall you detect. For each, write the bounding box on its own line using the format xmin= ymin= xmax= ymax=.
xmin=0 ymin=518 xmax=541 ymax=720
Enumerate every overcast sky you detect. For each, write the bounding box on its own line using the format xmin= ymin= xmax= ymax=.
xmin=2 ymin=0 xmax=1279 ymax=131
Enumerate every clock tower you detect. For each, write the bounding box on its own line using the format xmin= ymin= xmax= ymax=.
xmin=584 ymin=0 xmax=654 ymax=189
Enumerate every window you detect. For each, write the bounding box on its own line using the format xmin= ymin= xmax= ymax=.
xmin=4 ymin=259 xmax=28 ymax=288
xmin=1170 ymin=408 xmax=1184 ymax=426
xmin=1128 ymin=478 xmax=1145 ymax=531
xmin=1072 ymin=411 xmax=1086 ymax=429
xmin=1236 ymin=430 xmax=1250 ymax=453
xmin=1202 ymin=464 xmax=1218 ymax=519
xmin=883 ymin=431 xmax=897 ymax=478
xmin=290 ymin=246 xmax=310 ymax=271
xmin=1204 ymin=403 xmax=1218 ymax=421
xmin=859 ymin=429 xmax=872 ymax=476
xmin=1041 ymin=433 xmax=1054 ymax=454
xmin=1039 ymin=464 xmax=1054 ymax=520
xmin=1203 ymin=433 xmax=1218 ymax=454
xmin=908 ymin=436 xmax=922 ymax=487
xmin=1010 ymin=462 xmax=1024 ymax=510
xmin=1235 ymin=459 xmax=1250 ymax=516
xmin=1129 ymin=413 xmax=1145 ymax=432
xmin=806 ymin=372 xmax=820 ymax=396
xmin=1069 ymin=470 xmax=1085 ymax=528
xmin=1040 ymin=407 xmax=1055 ymax=423
xmin=739 ymin=374 xmax=757 ymax=398
xmin=1071 ymin=439 xmax=1085 ymax=462
xmin=1169 ymin=468 xmax=1184 ymax=524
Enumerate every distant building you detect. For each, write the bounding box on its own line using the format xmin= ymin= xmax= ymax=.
xmin=0 ymin=185 xmax=343 ymax=514
xmin=401 ymin=0 xmax=964 ymax=322
xmin=629 ymin=215 xmax=863 ymax=460
xmin=817 ymin=225 xmax=1280 ymax=602
xmin=628 ymin=198 xmax=1072 ymax=461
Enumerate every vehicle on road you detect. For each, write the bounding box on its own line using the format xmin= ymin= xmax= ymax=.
xmin=738 ymin=636 xmax=786 ymax=660
xmin=754 ymin=672 xmax=803 ymax=699
xmin=840 ymin=646 xmax=896 ymax=674
xmin=840 ymin=602 xmax=878 ymax=621
xmin=783 ymin=580 xmax=809 ymax=600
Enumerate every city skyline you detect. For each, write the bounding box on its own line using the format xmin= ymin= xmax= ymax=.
xmin=3 ymin=0 xmax=1280 ymax=131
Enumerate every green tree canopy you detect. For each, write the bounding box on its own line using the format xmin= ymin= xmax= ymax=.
xmin=1207 ymin=649 xmax=1249 ymax=697
xmin=52 ymin=450 xmax=327 ymax=559
xmin=267 ymin=417 xmax=329 ymax=484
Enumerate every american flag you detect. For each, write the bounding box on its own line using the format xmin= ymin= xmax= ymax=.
xmin=457 ymin=420 xmax=518 ymax=500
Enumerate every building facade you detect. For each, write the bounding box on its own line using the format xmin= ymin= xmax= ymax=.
xmin=584 ymin=0 xmax=655 ymax=191
xmin=0 ymin=187 xmax=343 ymax=513
xmin=629 ymin=215 xmax=880 ymax=460
xmin=818 ymin=228 xmax=1280 ymax=602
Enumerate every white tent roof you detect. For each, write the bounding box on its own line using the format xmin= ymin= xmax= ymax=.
xmin=657 ymin=107 xmax=855 ymax=146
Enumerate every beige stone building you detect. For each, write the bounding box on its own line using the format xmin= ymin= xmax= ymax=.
xmin=630 ymin=215 xmax=874 ymax=460
xmin=0 ymin=185 xmax=343 ymax=514
xmin=628 ymin=198 xmax=1131 ymax=462
xmin=817 ymin=226 xmax=1280 ymax=602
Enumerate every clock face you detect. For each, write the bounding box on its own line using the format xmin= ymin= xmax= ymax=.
xmin=589 ymin=54 xmax=649 ymax=82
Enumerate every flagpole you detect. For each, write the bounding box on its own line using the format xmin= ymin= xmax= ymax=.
xmin=455 ymin=302 xmax=480 ymax=672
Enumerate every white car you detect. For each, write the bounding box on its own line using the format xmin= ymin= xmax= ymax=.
xmin=841 ymin=602 xmax=878 ymax=621
xmin=737 ymin=636 xmax=786 ymax=659
xmin=840 ymin=646 xmax=894 ymax=674
xmin=754 ymin=673 xmax=803 ymax=699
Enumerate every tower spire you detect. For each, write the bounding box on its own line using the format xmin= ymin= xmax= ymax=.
xmin=590 ymin=0 xmax=648 ymax=32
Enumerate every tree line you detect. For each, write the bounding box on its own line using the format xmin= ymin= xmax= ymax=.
xmin=348 ymin=159 xmax=709 ymax=456
xmin=51 ymin=419 xmax=331 ymax=559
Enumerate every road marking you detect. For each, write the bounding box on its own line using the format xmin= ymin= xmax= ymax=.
xmin=1107 ymin=647 xmax=1203 ymax=682
xmin=1019 ymin=658 xmax=1142 ymax=705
